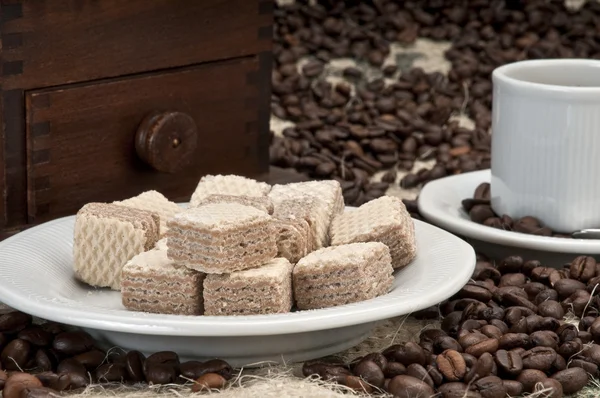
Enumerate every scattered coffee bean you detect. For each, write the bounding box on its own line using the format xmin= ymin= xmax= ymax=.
xmin=191 ymin=373 xmax=226 ymax=392
xmin=551 ymin=367 xmax=589 ymax=395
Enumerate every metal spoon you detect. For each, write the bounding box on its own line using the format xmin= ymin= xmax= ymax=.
xmin=571 ymin=229 xmax=600 ymax=239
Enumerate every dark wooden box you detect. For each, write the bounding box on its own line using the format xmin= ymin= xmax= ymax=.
xmin=0 ymin=0 xmax=274 ymax=238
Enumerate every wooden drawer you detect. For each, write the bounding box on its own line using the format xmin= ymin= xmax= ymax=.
xmin=1 ymin=0 xmax=273 ymax=91
xmin=23 ymin=56 xmax=270 ymax=225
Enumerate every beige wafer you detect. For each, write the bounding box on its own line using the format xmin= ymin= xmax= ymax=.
xmin=269 ymin=180 xmax=344 ymax=248
xmin=121 ymin=239 xmax=205 ymax=315
xmin=114 ymin=190 xmax=181 ymax=235
xmin=193 ymin=194 xmax=274 ymax=215
xmin=189 ymin=175 xmax=271 ymax=208
xmin=73 ymin=203 xmax=160 ymax=290
xmin=329 ymin=196 xmax=417 ymax=269
xmin=166 ymin=203 xmax=277 ymax=274
xmin=203 ymin=257 xmax=293 ymax=316
xmin=293 ymin=242 xmax=394 ymax=310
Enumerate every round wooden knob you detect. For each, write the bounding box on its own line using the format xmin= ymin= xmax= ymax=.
xmin=135 ymin=111 xmax=198 ymax=173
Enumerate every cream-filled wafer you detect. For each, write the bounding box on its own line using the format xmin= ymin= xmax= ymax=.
xmin=114 ymin=190 xmax=181 ymax=235
xmin=193 ymin=194 xmax=274 ymax=215
xmin=166 ymin=203 xmax=277 ymax=274
xmin=293 ymin=242 xmax=393 ymax=310
xmin=189 ymin=175 xmax=271 ymax=208
xmin=73 ymin=203 xmax=160 ymax=290
xmin=121 ymin=239 xmax=205 ymax=315
xmin=269 ymin=180 xmax=344 ymax=249
xmin=203 ymin=257 xmax=293 ymax=316
xmin=329 ymin=196 xmax=416 ymax=269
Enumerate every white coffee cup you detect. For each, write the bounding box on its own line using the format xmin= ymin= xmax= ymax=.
xmin=491 ymin=59 xmax=600 ymax=233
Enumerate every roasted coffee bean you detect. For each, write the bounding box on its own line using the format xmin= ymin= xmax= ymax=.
xmin=521 ymin=346 xmax=557 ymax=371
xmin=469 ymin=205 xmax=495 ymax=224
xmin=473 ymin=375 xmax=506 ymax=398
xmin=0 ymin=312 xmax=31 ymax=334
xmin=499 ymin=273 xmax=526 ymax=287
xmin=383 ymin=362 xmax=406 ymax=378
xmin=499 ymin=333 xmax=529 ymax=350
xmin=535 ymin=289 xmax=559 ymax=304
xmin=472 ymin=263 xmax=501 ymax=283
xmin=458 ymin=331 xmax=488 ymax=350
xmin=433 ymin=335 xmax=462 ymax=354
xmin=0 ymin=369 xmax=6 ymax=390
xmin=551 ymin=353 xmax=566 ymax=372
xmin=17 ymin=327 xmax=53 ymax=348
xmin=437 ymin=382 xmax=482 ymax=398
xmin=530 ymin=331 xmax=559 ymax=349
xmin=145 ymin=351 xmax=179 ymax=368
xmin=517 ymin=369 xmax=547 ymax=393
xmin=580 ymin=331 xmax=593 ymax=344
xmin=145 ymin=363 xmax=177 ymax=385
xmin=73 ymin=349 xmax=105 ymax=371
xmin=580 ymin=316 xmax=596 ymax=332
xmin=554 ymin=279 xmax=586 ymax=300
xmin=35 ymin=349 xmax=58 ymax=372
xmin=464 ymin=352 xmax=493 ymax=383
xmin=589 ymin=317 xmax=600 ymax=343
xmin=582 ymin=343 xmax=600 ymax=366
xmin=570 ymin=256 xmax=596 ymax=282
xmin=191 ymin=373 xmax=226 ymax=392
xmin=548 ymin=270 xmax=568 ymax=286
xmin=465 ymin=338 xmax=498 ymax=357
xmin=384 ymin=342 xmax=426 ymax=366
xmin=551 ymin=367 xmax=589 ymax=395
xmin=489 ymin=320 xmax=508 ymax=334
xmin=494 ymin=349 xmax=522 ymax=377
xmin=420 ymin=329 xmax=447 ymax=345
xmin=557 ymin=340 xmax=581 ymax=358
xmin=528 ymin=316 xmax=560 ymax=334
xmin=537 ymin=301 xmax=564 ymax=319
xmin=57 ymin=358 xmax=86 ymax=375
xmin=570 ymin=359 xmax=598 ymax=377
xmin=480 ymin=325 xmax=503 ymax=340
xmin=502 ymin=380 xmax=523 ymax=397
xmin=96 ymin=363 xmax=127 ymax=382
xmin=497 ymin=256 xmax=523 ymax=274
xmin=387 ymin=375 xmax=435 ymax=398
xmin=3 ymin=372 xmax=43 ymax=398
xmin=52 ymin=331 xmax=95 ymax=356
xmin=436 ymin=349 xmax=466 ymax=381
xmin=457 ymin=284 xmax=492 ymax=302
xmin=426 ymin=364 xmax=443 ymax=386
xmin=35 ymin=371 xmax=59 ymax=387
xmin=50 ymin=371 xmax=88 ymax=391
xmin=523 ymin=282 xmax=546 ymax=300
xmin=354 ymin=359 xmax=385 ymax=388
xmin=533 ymin=378 xmax=563 ymax=398
xmin=557 ymin=324 xmax=578 ymax=343
xmin=1 ymin=339 xmax=32 ymax=371
xmin=405 ymin=364 xmax=434 ymax=389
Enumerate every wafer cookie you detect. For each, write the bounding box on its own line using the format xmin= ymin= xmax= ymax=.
xmin=73 ymin=203 xmax=160 ymax=290
xmin=330 ymin=196 xmax=416 ymax=269
xmin=190 ymin=175 xmax=271 ymax=208
xmin=114 ymin=190 xmax=181 ymax=235
xmin=193 ymin=194 xmax=274 ymax=215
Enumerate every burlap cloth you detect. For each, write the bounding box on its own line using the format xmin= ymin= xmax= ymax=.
xmin=3 ymin=5 xmax=599 ymax=395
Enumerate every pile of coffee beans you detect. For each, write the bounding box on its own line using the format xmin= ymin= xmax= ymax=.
xmin=0 ymin=313 xmax=233 ymax=396
xmin=462 ymin=183 xmax=571 ymax=238
xmin=302 ymin=254 xmax=600 ymax=397
xmin=269 ymin=0 xmax=600 ymax=206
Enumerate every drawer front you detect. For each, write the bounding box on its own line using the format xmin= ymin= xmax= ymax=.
xmin=1 ymin=0 xmax=272 ymax=91
xmin=25 ymin=56 xmax=269 ymax=224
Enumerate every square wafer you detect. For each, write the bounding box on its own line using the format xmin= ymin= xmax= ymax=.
xmin=167 ymin=203 xmax=277 ymax=274
xmin=203 ymin=257 xmax=293 ymax=316
xmin=293 ymin=242 xmax=393 ymax=310
xmin=329 ymin=196 xmax=417 ymax=269
xmin=73 ymin=203 xmax=160 ymax=290
xmin=272 ymin=199 xmax=314 ymax=263
xmin=189 ymin=175 xmax=271 ymax=208
xmin=193 ymin=194 xmax=274 ymax=215
xmin=121 ymin=239 xmax=205 ymax=315
xmin=269 ymin=180 xmax=344 ymax=249
xmin=114 ymin=190 xmax=181 ymax=235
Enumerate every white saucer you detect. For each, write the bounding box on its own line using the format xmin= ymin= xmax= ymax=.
xmin=0 ymin=210 xmax=475 ymax=367
xmin=418 ymin=169 xmax=600 ymax=266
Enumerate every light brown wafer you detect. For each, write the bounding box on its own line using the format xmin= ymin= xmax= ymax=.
xmin=193 ymin=194 xmax=274 ymax=215
xmin=73 ymin=203 xmax=160 ymax=290
xmin=167 ymin=203 xmax=277 ymax=274
xmin=269 ymin=180 xmax=344 ymax=249
xmin=121 ymin=239 xmax=205 ymax=315
xmin=293 ymin=242 xmax=394 ymax=310
xmin=203 ymin=257 xmax=293 ymax=316
xmin=114 ymin=190 xmax=181 ymax=235
xmin=189 ymin=175 xmax=271 ymax=208
xmin=329 ymin=196 xmax=417 ymax=269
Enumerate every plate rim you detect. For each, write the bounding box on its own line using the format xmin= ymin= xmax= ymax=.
xmin=418 ymin=169 xmax=600 ymax=253
xmin=0 ymin=213 xmax=475 ymax=337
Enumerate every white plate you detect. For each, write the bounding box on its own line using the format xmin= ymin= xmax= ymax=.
xmin=0 ymin=211 xmax=475 ymax=366
xmin=418 ymin=170 xmax=600 ymax=266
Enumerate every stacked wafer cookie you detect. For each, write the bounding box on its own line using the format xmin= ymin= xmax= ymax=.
xmin=71 ymin=174 xmax=418 ymax=316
